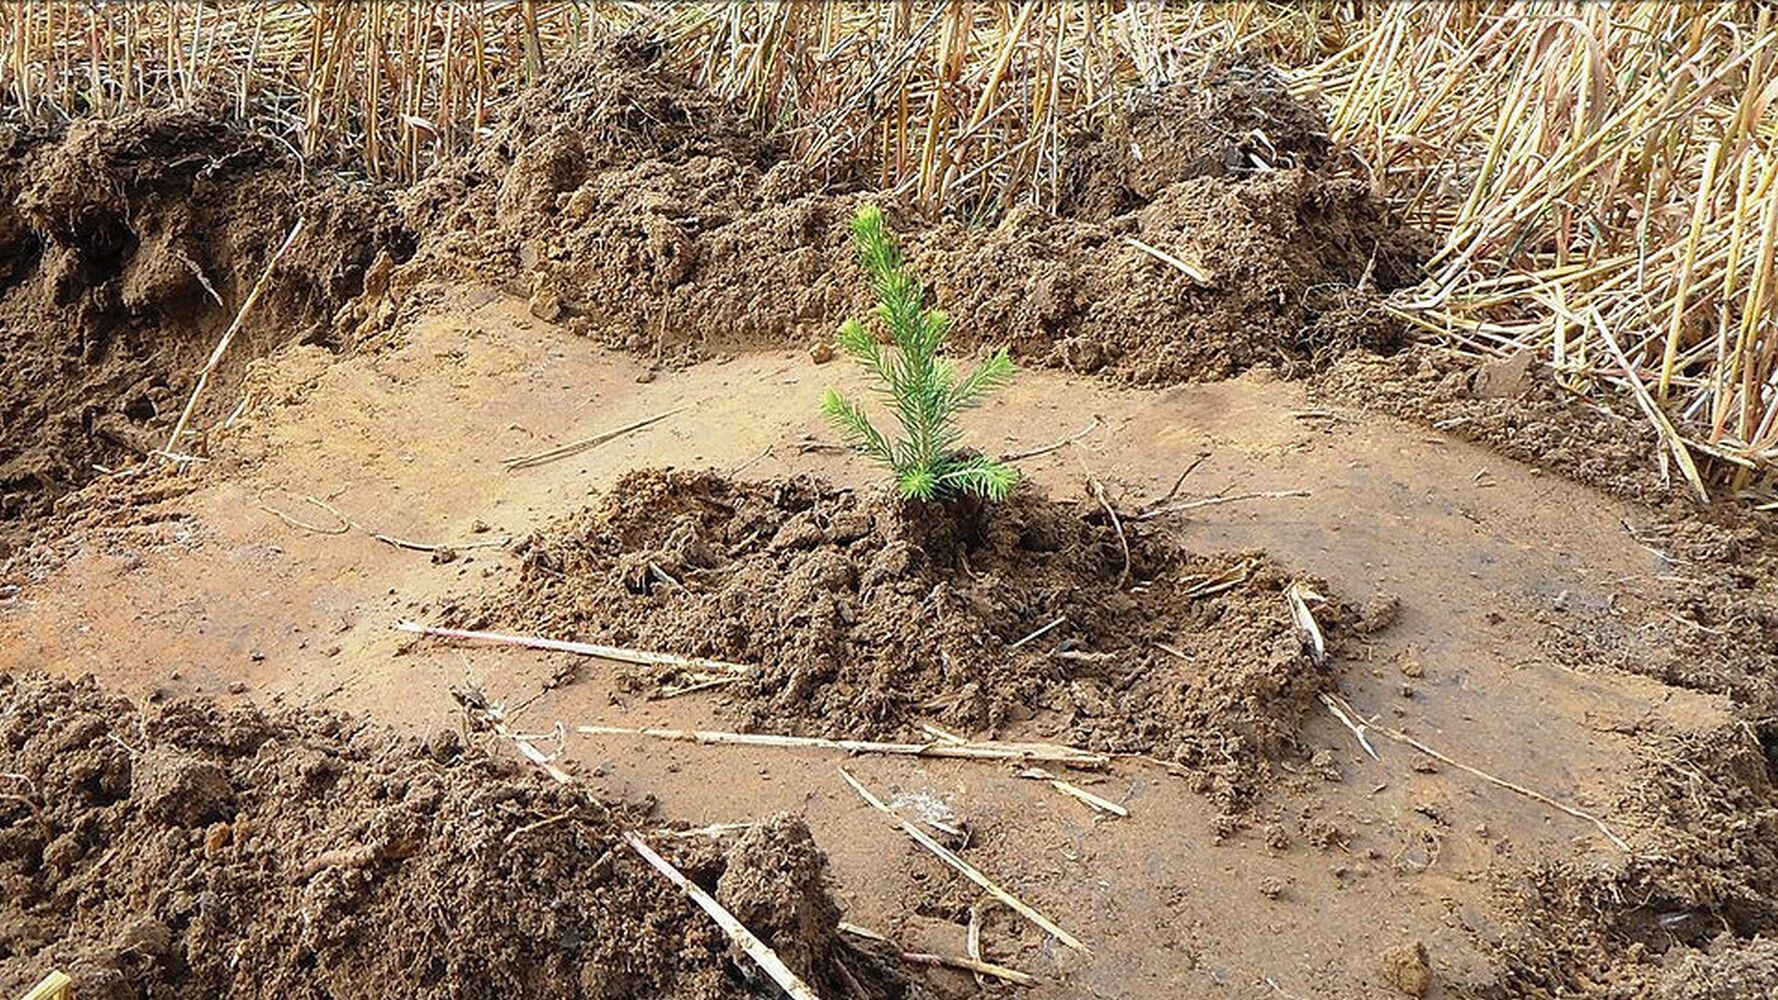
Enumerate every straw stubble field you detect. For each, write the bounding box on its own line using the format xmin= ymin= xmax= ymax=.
xmin=3 ymin=3 xmax=1778 ymax=999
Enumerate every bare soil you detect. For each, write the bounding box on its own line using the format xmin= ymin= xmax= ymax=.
xmin=0 ymin=107 xmax=411 ymax=554
xmin=0 ymin=672 xmax=900 ymax=1000
xmin=442 ymin=469 xmax=1336 ymax=807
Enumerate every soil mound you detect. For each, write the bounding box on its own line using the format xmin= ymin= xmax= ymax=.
xmin=443 ymin=470 xmax=1336 ymax=806
xmin=1056 ymin=57 xmax=1334 ymax=222
xmin=0 ymin=673 xmax=900 ymax=1000
xmin=369 ymin=49 xmax=1426 ymax=385
xmin=0 ymin=108 xmax=411 ymax=548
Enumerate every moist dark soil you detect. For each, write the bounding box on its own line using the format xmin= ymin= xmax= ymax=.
xmin=364 ymin=48 xmax=1427 ymax=387
xmin=0 ymin=673 xmax=902 ymax=1000
xmin=439 ymin=469 xmax=1339 ymax=808
xmin=0 ymin=107 xmax=412 ymax=554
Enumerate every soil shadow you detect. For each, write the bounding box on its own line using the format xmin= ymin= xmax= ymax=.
xmin=0 ymin=672 xmax=902 ymax=1000
xmin=0 ymin=108 xmax=412 ymax=554
xmin=440 ymin=469 xmax=1341 ymax=809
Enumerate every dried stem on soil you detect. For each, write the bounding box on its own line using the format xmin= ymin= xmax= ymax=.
xmin=622 ymin=832 xmax=827 ymax=1000
xmin=1019 ymin=766 xmax=1129 ymax=817
xmin=455 ymin=687 xmax=825 ymax=998
xmin=1324 ymin=693 xmax=1632 ymax=853
xmin=20 ymin=971 xmax=71 ymax=1000
xmin=161 ymin=216 xmax=304 ymax=460
xmin=837 ymin=923 xmax=1035 ymax=986
xmin=263 ymin=496 xmax=509 ymax=553
xmin=839 ymin=767 xmax=1088 ymax=954
xmin=1136 ymin=490 xmax=1312 ymax=522
xmin=399 ymin=621 xmax=754 ymax=676
xmin=502 ymin=405 xmax=687 ymax=471
xmin=575 ymin=723 xmax=1109 ymax=767
xmin=1001 ymin=415 xmax=1102 ymax=462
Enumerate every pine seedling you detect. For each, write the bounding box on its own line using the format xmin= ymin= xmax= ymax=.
xmin=821 ymin=205 xmax=1020 ymax=502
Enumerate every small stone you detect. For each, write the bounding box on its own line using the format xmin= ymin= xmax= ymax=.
xmin=809 ymin=341 xmax=834 ymax=364
xmin=1379 ymin=941 xmax=1432 ymax=997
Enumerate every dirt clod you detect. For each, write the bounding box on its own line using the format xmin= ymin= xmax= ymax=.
xmin=1378 ymin=940 xmax=1432 ymax=997
xmin=379 ymin=47 xmax=1425 ymax=390
xmin=0 ymin=108 xmax=411 ymax=552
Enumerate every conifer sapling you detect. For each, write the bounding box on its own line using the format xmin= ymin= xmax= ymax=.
xmin=821 ymin=205 xmax=1020 ymax=502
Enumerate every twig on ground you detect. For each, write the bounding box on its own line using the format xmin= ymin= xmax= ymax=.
xmin=1088 ymin=478 xmax=1130 ymax=589
xmin=1124 ymin=235 xmax=1212 ymax=284
xmin=899 ymin=951 xmax=1035 ymax=986
xmin=648 ymin=560 xmax=687 ymax=592
xmin=731 ymin=444 xmax=773 ymax=476
xmin=1327 ymin=692 xmax=1632 ymax=852
xmin=1182 ymin=561 xmax=1253 ymax=599
xmin=574 ymin=723 xmax=1108 ymax=767
xmin=1317 ymin=693 xmax=1379 ymax=760
xmin=967 ymin=905 xmax=987 ymax=988
xmin=650 ymin=822 xmax=755 ymax=840
xmin=837 ymin=921 xmax=1036 ymax=985
xmin=398 ymin=621 xmax=754 ymax=676
xmin=1285 ymin=581 xmax=1328 ymax=667
xmin=918 ymin=723 xmax=969 ymax=745
xmin=21 ymin=971 xmax=72 ymax=1000
xmin=1001 ymin=415 xmax=1102 ymax=462
xmin=1019 ymin=766 xmax=1129 ymax=817
xmin=502 ymin=808 xmax=580 ymax=846
xmin=840 ymin=768 xmax=1088 ymax=953
xmin=624 ymin=831 xmax=827 ymax=1000
xmin=1007 ymin=615 xmax=1066 ymax=650
xmin=260 ymin=499 xmax=350 ymax=535
xmin=456 ymin=690 xmax=816 ymax=997
xmin=1149 ymin=452 xmax=1211 ymax=508
xmin=263 ymin=495 xmax=509 ymax=552
xmin=652 ymin=675 xmax=743 ymax=699
xmin=502 ymin=405 xmax=687 ymax=470
xmin=162 ymin=217 xmax=305 ymax=460
xmin=1136 ymin=490 xmax=1311 ymax=521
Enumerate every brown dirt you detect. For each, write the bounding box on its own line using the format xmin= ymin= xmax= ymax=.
xmin=1320 ymin=345 xmax=1778 ymax=721
xmin=1491 ymin=723 xmax=1778 ymax=998
xmin=10 ymin=37 xmax=1778 ymax=1000
xmin=363 ymin=47 xmax=1427 ymax=388
xmin=439 ymin=469 xmax=1337 ymax=808
xmin=0 ymin=107 xmax=411 ymax=554
xmin=0 ymin=672 xmax=901 ymax=1000
xmin=1318 ymin=345 xmax=1679 ymax=505
xmin=1056 ymin=57 xmax=1334 ymax=222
